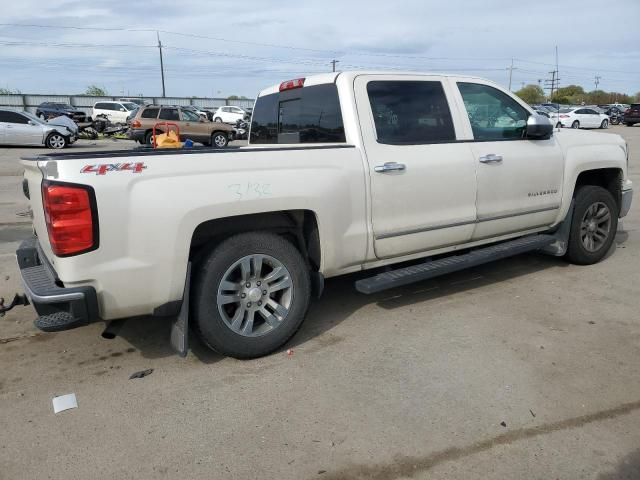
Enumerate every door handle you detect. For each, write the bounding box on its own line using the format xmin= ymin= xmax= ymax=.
xmin=374 ymin=162 xmax=406 ymax=173
xmin=479 ymin=154 xmax=503 ymax=164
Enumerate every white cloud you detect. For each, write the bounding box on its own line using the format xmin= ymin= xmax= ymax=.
xmin=1 ymin=0 xmax=638 ymax=96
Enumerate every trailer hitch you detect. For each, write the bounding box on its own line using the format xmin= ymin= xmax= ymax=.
xmin=0 ymin=294 xmax=30 ymax=317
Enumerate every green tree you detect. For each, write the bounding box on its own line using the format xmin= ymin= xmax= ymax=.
xmin=515 ymin=84 xmax=545 ymax=104
xmin=0 ymin=87 xmax=21 ymax=94
xmin=85 ymin=85 xmax=108 ymax=96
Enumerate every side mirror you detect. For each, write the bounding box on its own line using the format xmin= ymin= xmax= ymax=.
xmin=526 ymin=113 xmax=553 ymax=140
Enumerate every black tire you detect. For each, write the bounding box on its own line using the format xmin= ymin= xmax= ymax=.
xmin=565 ymin=185 xmax=618 ymax=265
xmin=38 ymin=112 xmax=46 ymax=120
xmin=556 ymin=122 xmax=562 ymax=128
xmin=625 ymin=123 xmax=634 ymax=127
xmin=45 ymin=132 xmax=68 ymax=149
xmin=611 ymin=118 xmax=620 ymax=125
xmin=193 ymin=232 xmax=311 ymax=359
xmin=600 ymin=119 xmax=608 ymax=129
xmin=571 ymin=120 xmax=580 ymax=129
xmin=145 ymin=131 xmax=154 ymax=146
xmin=214 ymin=117 xmax=222 ymax=122
xmin=211 ymin=131 xmax=228 ymax=148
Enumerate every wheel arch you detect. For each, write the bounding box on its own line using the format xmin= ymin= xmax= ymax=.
xmin=189 ymin=210 xmax=322 ymax=273
xmin=573 ymin=168 xmax=623 ymax=212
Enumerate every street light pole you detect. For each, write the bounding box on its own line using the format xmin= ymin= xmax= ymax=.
xmin=157 ymin=31 xmax=166 ymax=98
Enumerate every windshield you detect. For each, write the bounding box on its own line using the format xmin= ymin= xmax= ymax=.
xmin=122 ymin=102 xmax=139 ymax=111
xmin=559 ymin=108 xmax=574 ymax=113
xmin=22 ymin=111 xmax=46 ymax=125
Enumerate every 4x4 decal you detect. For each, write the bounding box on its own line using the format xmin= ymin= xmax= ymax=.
xmin=81 ymin=162 xmax=147 ymax=175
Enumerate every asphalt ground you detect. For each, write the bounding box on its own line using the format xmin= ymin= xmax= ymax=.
xmin=0 ymin=127 xmax=639 ymax=480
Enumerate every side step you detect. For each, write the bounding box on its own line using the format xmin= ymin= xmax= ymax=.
xmin=35 ymin=312 xmax=88 ymax=332
xmin=355 ymin=234 xmax=555 ymax=294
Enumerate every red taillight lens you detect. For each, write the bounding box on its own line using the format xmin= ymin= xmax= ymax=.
xmin=559 ymin=114 xmax=569 ymax=118
xmin=279 ymin=78 xmax=305 ymax=92
xmin=131 ymin=119 xmax=141 ymax=128
xmin=42 ymin=182 xmax=97 ymax=256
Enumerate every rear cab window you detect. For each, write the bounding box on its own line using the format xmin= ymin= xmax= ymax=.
xmin=141 ymin=108 xmax=159 ymax=119
xmin=250 ymin=83 xmax=345 ymax=144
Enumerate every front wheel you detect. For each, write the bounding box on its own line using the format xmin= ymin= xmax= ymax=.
xmin=211 ymin=132 xmax=228 ymax=148
xmin=46 ymin=132 xmax=68 ymax=149
xmin=565 ymin=186 xmax=618 ymax=265
xmin=611 ymin=117 xmax=620 ymax=125
xmin=600 ymin=119 xmax=609 ymax=129
xmin=214 ymin=117 xmax=222 ymax=122
xmin=193 ymin=232 xmax=311 ymax=359
xmin=571 ymin=120 xmax=580 ymax=129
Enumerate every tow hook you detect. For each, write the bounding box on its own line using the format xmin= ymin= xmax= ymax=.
xmin=0 ymin=294 xmax=30 ymax=317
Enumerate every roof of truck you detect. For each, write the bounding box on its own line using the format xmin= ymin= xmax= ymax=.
xmin=257 ymin=71 xmax=487 ymax=97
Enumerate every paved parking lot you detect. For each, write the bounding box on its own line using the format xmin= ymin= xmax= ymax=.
xmin=0 ymin=128 xmax=639 ymax=480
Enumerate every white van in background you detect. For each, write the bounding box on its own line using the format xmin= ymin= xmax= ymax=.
xmin=92 ymin=101 xmax=140 ymax=124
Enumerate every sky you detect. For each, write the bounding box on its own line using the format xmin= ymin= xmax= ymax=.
xmin=1 ymin=0 xmax=639 ymax=99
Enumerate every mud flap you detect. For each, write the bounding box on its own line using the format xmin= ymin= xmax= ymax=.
xmin=170 ymin=262 xmax=191 ymax=357
xmin=542 ymin=200 xmax=575 ymax=256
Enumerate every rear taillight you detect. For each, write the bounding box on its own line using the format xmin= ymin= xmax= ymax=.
xmin=42 ymin=181 xmax=98 ymax=256
xmin=131 ymin=120 xmax=141 ymax=128
xmin=559 ymin=114 xmax=569 ymax=118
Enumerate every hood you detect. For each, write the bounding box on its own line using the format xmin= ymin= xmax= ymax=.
xmin=47 ymin=115 xmax=79 ymax=134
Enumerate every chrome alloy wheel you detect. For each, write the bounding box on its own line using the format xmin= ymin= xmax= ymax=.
xmin=48 ymin=134 xmax=66 ymax=149
xmin=217 ymin=254 xmax=293 ymax=337
xmin=580 ymin=201 xmax=611 ymax=252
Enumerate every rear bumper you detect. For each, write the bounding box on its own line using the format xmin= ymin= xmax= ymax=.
xmin=128 ymin=129 xmax=146 ymax=142
xmin=16 ymin=237 xmax=99 ymax=332
xmin=623 ymin=115 xmax=640 ymax=124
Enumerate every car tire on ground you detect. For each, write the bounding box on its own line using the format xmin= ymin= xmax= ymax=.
xmin=571 ymin=120 xmax=580 ymax=129
xmin=565 ymin=185 xmax=618 ymax=265
xmin=38 ymin=113 xmax=46 ymax=120
xmin=45 ymin=132 xmax=68 ymax=149
xmin=214 ymin=117 xmax=222 ymax=122
xmin=625 ymin=123 xmax=634 ymax=127
xmin=192 ymin=232 xmax=311 ymax=359
xmin=600 ymin=119 xmax=609 ymax=129
xmin=145 ymin=131 xmax=154 ymax=146
xmin=211 ymin=132 xmax=228 ymax=148
xmin=556 ymin=122 xmax=562 ymax=128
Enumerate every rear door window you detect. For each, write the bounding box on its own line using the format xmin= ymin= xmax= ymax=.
xmin=159 ymin=108 xmax=180 ymax=121
xmin=366 ymin=81 xmax=456 ymax=144
xmin=0 ymin=111 xmax=28 ymax=124
xmin=250 ymin=84 xmax=345 ymax=144
xmin=141 ymin=108 xmax=159 ymax=119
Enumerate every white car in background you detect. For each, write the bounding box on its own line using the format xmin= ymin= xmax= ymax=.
xmin=552 ymin=107 xmax=610 ymax=129
xmin=92 ymin=101 xmax=140 ymax=124
xmin=212 ymin=106 xmax=248 ymax=124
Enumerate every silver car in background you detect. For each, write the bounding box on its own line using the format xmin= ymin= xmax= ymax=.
xmin=0 ymin=109 xmax=77 ymax=149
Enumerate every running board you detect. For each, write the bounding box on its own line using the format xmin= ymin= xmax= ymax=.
xmin=355 ymin=234 xmax=555 ymax=294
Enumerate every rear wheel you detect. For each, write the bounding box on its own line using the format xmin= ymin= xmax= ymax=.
xmin=600 ymin=119 xmax=608 ymax=129
xmin=625 ymin=123 xmax=634 ymax=127
xmin=565 ymin=186 xmax=618 ymax=265
xmin=145 ymin=131 xmax=155 ymax=146
xmin=556 ymin=122 xmax=562 ymax=128
xmin=211 ymin=132 xmax=228 ymax=148
xmin=46 ymin=132 xmax=68 ymax=149
xmin=193 ymin=232 xmax=311 ymax=359
xmin=571 ymin=120 xmax=580 ymax=129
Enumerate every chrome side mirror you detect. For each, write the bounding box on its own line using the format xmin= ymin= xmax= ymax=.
xmin=526 ymin=113 xmax=553 ymax=140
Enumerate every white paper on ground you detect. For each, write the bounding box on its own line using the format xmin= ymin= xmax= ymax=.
xmin=52 ymin=393 xmax=78 ymax=414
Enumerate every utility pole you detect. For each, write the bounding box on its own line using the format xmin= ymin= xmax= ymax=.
xmin=331 ymin=59 xmax=340 ymax=72
xmin=594 ymin=75 xmax=601 ymax=90
xmin=157 ymin=31 xmax=166 ymax=98
xmin=507 ymin=58 xmax=515 ymax=91
xmin=544 ymin=70 xmax=560 ymax=100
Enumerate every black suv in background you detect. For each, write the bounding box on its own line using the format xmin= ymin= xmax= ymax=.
xmin=624 ymin=104 xmax=640 ymax=126
xmin=35 ymin=102 xmax=88 ymax=122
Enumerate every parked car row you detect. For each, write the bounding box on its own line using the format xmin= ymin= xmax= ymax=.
xmin=532 ymin=102 xmax=640 ymax=129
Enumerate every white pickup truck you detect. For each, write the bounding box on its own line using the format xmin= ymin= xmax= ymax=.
xmin=15 ymin=72 xmax=633 ymax=359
